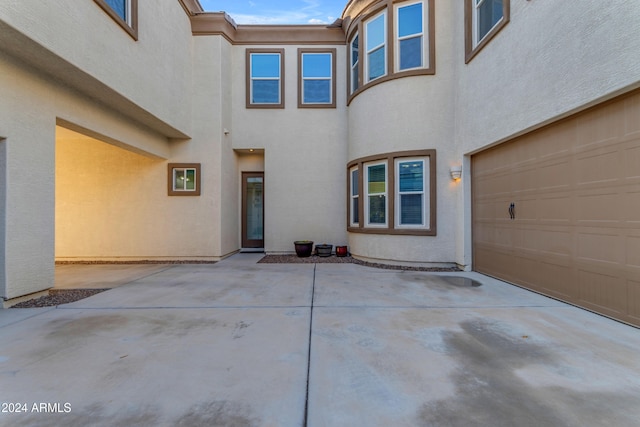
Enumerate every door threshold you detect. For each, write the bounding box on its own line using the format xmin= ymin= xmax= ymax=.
xmin=240 ymin=248 xmax=265 ymax=253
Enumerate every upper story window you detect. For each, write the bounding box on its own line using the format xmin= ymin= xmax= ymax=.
xmin=94 ymin=0 xmax=138 ymax=40
xmin=365 ymin=12 xmax=387 ymax=83
xmin=396 ymin=1 xmax=426 ymax=71
xmin=347 ymin=0 xmax=435 ymax=103
xmin=348 ymin=150 xmax=436 ymax=235
xmin=298 ymin=49 xmax=336 ymax=108
xmin=246 ymin=49 xmax=285 ymax=109
xmin=465 ymin=0 xmax=510 ymax=63
xmin=350 ymin=33 xmax=360 ymax=94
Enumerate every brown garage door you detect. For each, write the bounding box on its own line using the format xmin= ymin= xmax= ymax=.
xmin=472 ymin=89 xmax=640 ymax=327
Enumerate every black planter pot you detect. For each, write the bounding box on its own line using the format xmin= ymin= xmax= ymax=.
xmin=315 ymin=244 xmax=333 ymax=257
xmin=294 ymin=241 xmax=314 ymax=257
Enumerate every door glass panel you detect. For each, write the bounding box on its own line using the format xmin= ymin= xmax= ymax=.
xmin=246 ymin=177 xmax=263 ymax=241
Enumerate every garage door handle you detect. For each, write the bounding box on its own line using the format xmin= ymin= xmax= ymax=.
xmin=509 ymin=203 xmax=515 ymax=220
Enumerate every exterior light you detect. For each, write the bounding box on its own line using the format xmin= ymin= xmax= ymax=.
xmin=450 ymin=165 xmax=462 ymax=181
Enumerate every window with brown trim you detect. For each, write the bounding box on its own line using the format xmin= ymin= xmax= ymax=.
xmin=347 ymin=0 xmax=435 ymax=103
xmin=464 ymin=0 xmax=510 ymax=63
xmin=246 ymin=49 xmax=285 ymax=109
xmin=347 ymin=150 xmax=436 ymax=235
xmin=94 ymin=0 xmax=138 ymax=40
xmin=168 ymin=163 xmax=201 ymax=196
xmin=298 ymin=48 xmax=336 ymax=108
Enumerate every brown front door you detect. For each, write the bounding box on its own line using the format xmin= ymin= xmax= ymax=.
xmin=242 ymin=172 xmax=264 ymax=249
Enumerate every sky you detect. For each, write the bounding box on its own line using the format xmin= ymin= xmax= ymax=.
xmin=198 ymin=0 xmax=346 ymax=25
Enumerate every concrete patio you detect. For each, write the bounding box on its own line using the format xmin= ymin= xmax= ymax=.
xmin=1 ymin=253 xmax=639 ymax=426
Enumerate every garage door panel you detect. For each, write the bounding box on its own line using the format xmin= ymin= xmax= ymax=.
xmin=624 ymin=144 xmax=640 ymax=179
xmin=576 ymin=149 xmax=621 ymax=185
xmin=577 ymin=192 xmax=621 ymax=223
xmin=473 ymin=88 xmax=640 ymax=327
xmin=578 ymin=269 xmax=627 ymax=315
xmin=576 ymin=101 xmax=625 ymax=148
xmin=577 ymin=232 xmax=624 ymax=264
xmin=538 ymin=196 xmax=572 ymax=222
xmin=624 ymin=94 xmax=640 ymax=135
xmin=628 ymin=280 xmax=640 ymax=321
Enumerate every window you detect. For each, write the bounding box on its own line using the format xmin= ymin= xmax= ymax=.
xmin=365 ymin=12 xmax=387 ymax=83
xmin=395 ymin=158 xmax=427 ymax=227
xmin=365 ymin=162 xmax=387 ymax=226
xmin=396 ymin=1 xmax=426 ymax=71
xmin=350 ymin=33 xmax=360 ymax=94
xmin=298 ymin=49 xmax=336 ymax=108
xmin=347 ymin=150 xmax=436 ymax=235
xmin=465 ymin=0 xmax=510 ymax=63
xmin=347 ymin=0 xmax=434 ymax=102
xmin=246 ymin=49 xmax=284 ymax=108
xmin=94 ymin=0 xmax=138 ymax=40
xmin=168 ymin=163 xmax=201 ymax=196
xmin=350 ymin=167 xmax=359 ymax=226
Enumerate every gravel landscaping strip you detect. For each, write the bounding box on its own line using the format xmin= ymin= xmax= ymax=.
xmin=11 ymin=289 xmax=110 ymax=308
xmin=258 ymin=254 xmax=460 ymax=271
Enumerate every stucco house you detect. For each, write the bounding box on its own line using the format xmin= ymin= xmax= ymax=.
xmin=1 ymin=0 xmax=639 ymax=326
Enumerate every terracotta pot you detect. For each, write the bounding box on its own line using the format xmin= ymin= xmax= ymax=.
xmin=336 ymin=246 xmax=348 ymax=257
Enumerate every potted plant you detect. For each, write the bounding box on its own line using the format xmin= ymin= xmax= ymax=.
xmin=294 ymin=241 xmax=314 ymax=257
xmin=336 ymin=245 xmax=348 ymax=257
xmin=315 ymin=244 xmax=333 ymax=257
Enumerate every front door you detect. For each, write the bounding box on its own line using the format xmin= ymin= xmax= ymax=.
xmin=242 ymin=172 xmax=264 ymax=249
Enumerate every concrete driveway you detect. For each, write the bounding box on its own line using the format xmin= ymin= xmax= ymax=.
xmin=1 ymin=254 xmax=639 ymax=426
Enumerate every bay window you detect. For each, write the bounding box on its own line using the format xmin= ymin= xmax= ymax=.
xmin=347 ymin=150 xmax=436 ymax=235
xmin=347 ymin=0 xmax=434 ymax=102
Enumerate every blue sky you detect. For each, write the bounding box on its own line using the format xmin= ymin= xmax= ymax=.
xmin=198 ymin=0 xmax=346 ymax=25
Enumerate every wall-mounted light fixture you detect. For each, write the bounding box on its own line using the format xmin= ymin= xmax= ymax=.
xmin=450 ymin=165 xmax=462 ymax=181
xmin=223 ymin=128 xmax=230 ymax=135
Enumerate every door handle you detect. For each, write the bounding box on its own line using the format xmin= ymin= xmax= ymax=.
xmin=509 ymin=202 xmax=515 ymax=220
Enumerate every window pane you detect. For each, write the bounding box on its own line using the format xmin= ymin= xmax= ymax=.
xmin=252 ymin=80 xmax=279 ymax=103
xmin=304 ymin=80 xmax=331 ymax=104
xmin=351 ymin=169 xmax=359 ymax=196
xmin=400 ymin=194 xmax=423 ymax=224
xmin=352 ymin=199 xmax=359 ymax=224
xmin=369 ymin=195 xmax=386 ymax=224
xmin=398 ymin=3 xmax=422 ymax=37
xmin=399 ymin=161 xmax=424 ymax=192
xmin=368 ymin=164 xmax=386 ymax=193
xmin=105 ymin=0 xmax=126 ymax=20
xmin=399 ymin=36 xmax=423 ymax=70
xmin=367 ymin=15 xmax=385 ymax=50
xmin=478 ymin=0 xmax=503 ymax=40
xmin=252 ymin=54 xmax=280 ymax=78
xmin=186 ymin=169 xmax=196 ymax=191
xmin=351 ymin=35 xmax=359 ymax=66
xmin=352 ymin=66 xmax=359 ymax=92
xmin=368 ymin=47 xmax=385 ymax=80
xmin=174 ymin=169 xmax=185 ymax=190
xmin=303 ymin=54 xmax=331 ymax=78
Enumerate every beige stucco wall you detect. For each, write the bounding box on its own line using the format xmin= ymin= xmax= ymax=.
xmin=231 ymin=44 xmax=349 ymax=253
xmin=0 ymin=0 xmax=194 ymax=136
xmin=346 ymin=0 xmax=458 ymax=265
xmin=0 ymin=1 xmax=201 ymax=299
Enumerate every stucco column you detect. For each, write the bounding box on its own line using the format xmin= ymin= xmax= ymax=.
xmin=1 ymin=123 xmax=55 ymax=301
